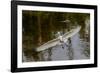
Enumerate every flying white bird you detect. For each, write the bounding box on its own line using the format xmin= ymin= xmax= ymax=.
xmin=35 ymin=26 xmax=81 ymax=52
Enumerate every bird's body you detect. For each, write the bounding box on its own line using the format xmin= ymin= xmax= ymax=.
xmin=57 ymin=36 xmax=64 ymax=45
xmin=35 ymin=26 xmax=81 ymax=52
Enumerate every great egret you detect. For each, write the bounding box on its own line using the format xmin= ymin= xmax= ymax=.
xmin=35 ymin=26 xmax=81 ymax=52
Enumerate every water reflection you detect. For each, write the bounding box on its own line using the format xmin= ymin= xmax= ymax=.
xmin=23 ymin=32 xmax=90 ymax=62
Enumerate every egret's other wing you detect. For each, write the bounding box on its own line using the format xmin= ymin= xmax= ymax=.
xmin=62 ymin=26 xmax=81 ymax=40
xmin=36 ymin=38 xmax=60 ymax=52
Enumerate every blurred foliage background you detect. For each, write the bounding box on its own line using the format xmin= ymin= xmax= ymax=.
xmin=22 ymin=10 xmax=90 ymax=56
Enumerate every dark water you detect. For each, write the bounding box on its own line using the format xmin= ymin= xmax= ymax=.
xmin=23 ymin=32 xmax=90 ymax=62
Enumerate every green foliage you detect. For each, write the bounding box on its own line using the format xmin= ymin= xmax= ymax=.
xmin=84 ymin=48 xmax=90 ymax=57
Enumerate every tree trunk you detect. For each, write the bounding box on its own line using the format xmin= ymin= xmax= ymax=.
xmin=37 ymin=13 xmax=42 ymax=46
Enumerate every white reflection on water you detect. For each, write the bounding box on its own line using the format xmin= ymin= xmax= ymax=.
xmin=23 ymin=32 xmax=90 ymax=62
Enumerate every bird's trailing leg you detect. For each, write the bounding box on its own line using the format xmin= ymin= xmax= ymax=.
xmin=61 ymin=44 xmax=65 ymax=49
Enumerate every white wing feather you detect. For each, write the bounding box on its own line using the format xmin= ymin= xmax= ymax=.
xmin=36 ymin=26 xmax=81 ymax=52
xmin=63 ymin=26 xmax=81 ymax=40
xmin=36 ymin=38 xmax=60 ymax=52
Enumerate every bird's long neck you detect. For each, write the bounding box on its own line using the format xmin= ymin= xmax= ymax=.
xmin=59 ymin=36 xmax=63 ymax=41
xmin=57 ymin=32 xmax=63 ymax=42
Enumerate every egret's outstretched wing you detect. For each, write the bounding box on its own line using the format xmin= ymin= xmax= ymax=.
xmin=62 ymin=26 xmax=81 ymax=40
xmin=36 ymin=38 xmax=60 ymax=52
